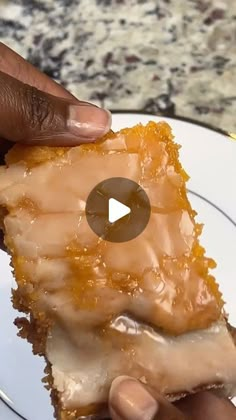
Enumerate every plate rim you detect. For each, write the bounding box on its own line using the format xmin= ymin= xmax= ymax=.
xmin=111 ymin=109 xmax=232 ymax=138
xmin=0 ymin=111 xmax=234 ymax=420
xmin=0 ymin=398 xmax=26 ymax=420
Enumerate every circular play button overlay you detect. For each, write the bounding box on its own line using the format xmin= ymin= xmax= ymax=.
xmin=85 ymin=177 xmax=151 ymax=243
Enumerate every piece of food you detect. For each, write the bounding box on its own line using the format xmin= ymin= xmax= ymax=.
xmin=0 ymin=122 xmax=235 ymax=419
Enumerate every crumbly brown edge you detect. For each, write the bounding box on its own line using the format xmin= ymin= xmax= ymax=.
xmin=13 ymin=300 xmax=108 ymax=420
xmin=1 ymin=121 xmax=233 ymax=419
xmin=13 ymin=303 xmax=235 ymax=420
xmin=8 ymin=235 xmax=236 ymax=419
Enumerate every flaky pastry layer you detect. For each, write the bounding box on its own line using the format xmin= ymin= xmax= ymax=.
xmin=0 ymin=122 xmax=231 ymax=419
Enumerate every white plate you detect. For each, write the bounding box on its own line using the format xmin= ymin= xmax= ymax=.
xmin=0 ymin=112 xmax=236 ymax=420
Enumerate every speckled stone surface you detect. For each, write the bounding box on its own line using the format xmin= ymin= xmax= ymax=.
xmin=0 ymin=0 xmax=236 ymax=131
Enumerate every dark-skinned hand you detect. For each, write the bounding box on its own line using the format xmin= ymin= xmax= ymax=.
xmin=1 ymin=44 xmax=235 ymax=420
xmin=109 ymin=376 xmax=236 ymax=420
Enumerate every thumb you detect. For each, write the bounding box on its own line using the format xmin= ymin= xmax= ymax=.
xmin=109 ymin=376 xmax=186 ymax=420
xmin=0 ymin=71 xmax=111 ymax=145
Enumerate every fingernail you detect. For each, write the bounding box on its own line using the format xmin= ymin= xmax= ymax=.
xmin=109 ymin=376 xmax=158 ymax=420
xmin=68 ymin=104 xmax=111 ymax=140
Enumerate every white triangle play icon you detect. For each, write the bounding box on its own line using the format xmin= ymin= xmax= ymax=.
xmin=108 ymin=198 xmax=131 ymax=223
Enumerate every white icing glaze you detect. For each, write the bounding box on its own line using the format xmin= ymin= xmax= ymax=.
xmin=47 ymin=318 xmax=236 ymax=409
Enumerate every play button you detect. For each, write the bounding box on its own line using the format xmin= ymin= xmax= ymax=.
xmin=108 ymin=198 xmax=131 ymax=223
xmin=85 ymin=177 xmax=151 ymax=243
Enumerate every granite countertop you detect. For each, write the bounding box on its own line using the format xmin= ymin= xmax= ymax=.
xmin=0 ymin=0 xmax=236 ymax=132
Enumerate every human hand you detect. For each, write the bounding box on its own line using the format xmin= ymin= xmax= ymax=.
xmin=0 ymin=43 xmax=111 ymax=250
xmin=109 ymin=376 xmax=236 ymax=419
xmin=0 ymin=43 xmax=111 ymax=152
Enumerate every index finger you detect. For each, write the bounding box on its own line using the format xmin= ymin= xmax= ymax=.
xmin=176 ymin=391 xmax=236 ymax=420
xmin=109 ymin=377 xmax=187 ymax=420
xmin=0 ymin=42 xmax=76 ymax=100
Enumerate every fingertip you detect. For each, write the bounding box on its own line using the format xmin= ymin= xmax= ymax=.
xmin=21 ymin=105 xmax=112 ymax=146
xmin=109 ymin=376 xmax=158 ymax=420
xmin=67 ymin=104 xmax=112 ymax=141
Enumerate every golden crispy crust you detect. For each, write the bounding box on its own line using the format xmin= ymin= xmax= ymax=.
xmin=1 ymin=122 xmax=229 ymax=419
xmin=13 ymin=289 xmax=232 ymax=420
xmin=4 ymin=122 xmax=223 ymax=335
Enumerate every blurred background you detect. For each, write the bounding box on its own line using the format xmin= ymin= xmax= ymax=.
xmin=0 ymin=0 xmax=235 ymax=131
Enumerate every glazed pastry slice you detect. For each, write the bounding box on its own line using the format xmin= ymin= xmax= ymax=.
xmin=0 ymin=121 xmax=235 ymax=419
